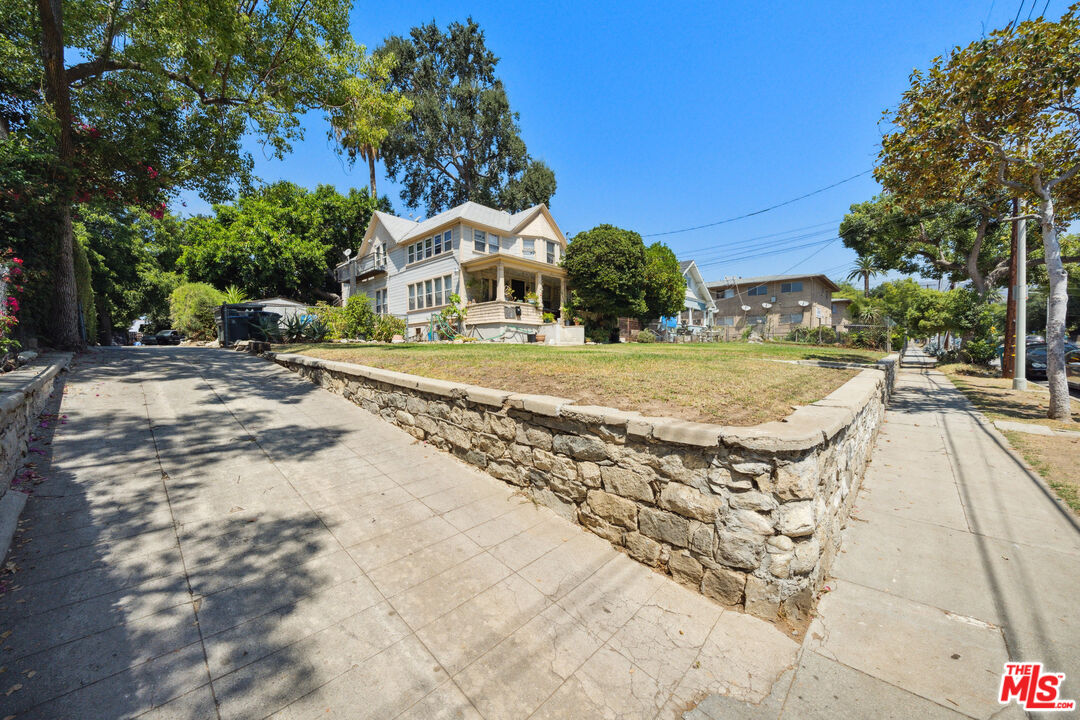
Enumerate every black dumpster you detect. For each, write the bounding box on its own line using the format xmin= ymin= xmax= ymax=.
xmin=213 ymin=303 xmax=281 ymax=344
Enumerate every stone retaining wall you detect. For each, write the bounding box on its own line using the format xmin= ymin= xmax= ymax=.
xmin=269 ymin=350 xmax=897 ymax=622
xmin=0 ymin=353 xmax=71 ymax=499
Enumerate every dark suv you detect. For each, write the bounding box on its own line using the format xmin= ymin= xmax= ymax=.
xmin=153 ymin=329 xmax=183 ymax=346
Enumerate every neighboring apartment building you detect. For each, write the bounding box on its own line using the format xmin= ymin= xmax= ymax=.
xmin=706 ymin=273 xmax=838 ymax=336
xmin=831 ymin=296 xmax=855 ymax=331
xmin=335 ymin=201 xmax=569 ymax=341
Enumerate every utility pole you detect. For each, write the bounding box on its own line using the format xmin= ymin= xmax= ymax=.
xmin=1013 ymin=198 xmax=1028 ymax=391
xmin=1003 ymin=204 xmax=1019 ymax=378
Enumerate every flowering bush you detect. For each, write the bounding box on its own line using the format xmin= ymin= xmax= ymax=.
xmin=0 ymin=249 xmax=24 ymax=354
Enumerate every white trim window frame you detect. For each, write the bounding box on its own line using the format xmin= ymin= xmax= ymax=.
xmin=522 ymin=238 xmax=536 ymax=258
xmin=474 ymin=229 xmax=487 ymax=253
xmin=546 ymin=240 xmax=556 ymax=264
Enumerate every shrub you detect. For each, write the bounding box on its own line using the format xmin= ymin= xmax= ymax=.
xmin=637 ymin=328 xmax=657 ymax=343
xmin=373 ymin=315 xmax=406 ymax=342
xmin=542 ymin=312 xmax=556 ymax=324
xmin=169 ymin=282 xmax=224 ymax=339
xmin=342 ymin=294 xmax=376 ymax=338
xmin=306 ymin=304 xmax=345 ymax=339
xmin=586 ymin=327 xmax=610 ymax=344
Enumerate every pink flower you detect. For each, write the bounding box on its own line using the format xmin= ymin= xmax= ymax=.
xmin=146 ymin=166 xmax=158 ymax=179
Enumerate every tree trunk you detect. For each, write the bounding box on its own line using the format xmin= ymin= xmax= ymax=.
xmin=1038 ymin=195 xmax=1071 ymax=421
xmin=38 ymin=0 xmax=82 ymax=349
xmin=864 ymin=272 xmax=870 ymax=296
xmin=367 ymin=152 xmax=377 ymax=197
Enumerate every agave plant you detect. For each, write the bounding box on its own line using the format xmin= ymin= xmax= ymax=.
xmin=280 ymin=313 xmax=308 ymax=343
xmin=303 ymin=317 xmax=329 ymax=342
xmin=252 ymin=315 xmax=281 ymax=342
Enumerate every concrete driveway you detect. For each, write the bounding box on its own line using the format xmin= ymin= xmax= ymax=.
xmin=0 ymin=348 xmax=798 ymax=720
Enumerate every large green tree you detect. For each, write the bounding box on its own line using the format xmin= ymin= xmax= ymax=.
xmin=378 ymin=18 xmax=556 ymax=214
xmin=877 ymin=7 xmax=1080 ymax=419
xmin=642 ymin=243 xmax=687 ymax=323
xmin=329 ymin=53 xmax=412 ymax=197
xmin=562 ymin=225 xmax=685 ymax=324
xmin=176 ymin=182 xmax=386 ymax=301
xmin=839 ymin=198 xmax=1012 ymax=297
xmin=10 ymin=0 xmax=378 ymax=349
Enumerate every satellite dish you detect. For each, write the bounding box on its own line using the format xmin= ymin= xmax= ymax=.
xmin=761 ymin=302 xmax=773 ymax=309
xmin=797 ymin=300 xmax=810 ymax=307
xmin=741 ymin=305 xmax=752 ymax=312
xmin=344 ymin=248 xmax=352 ymax=257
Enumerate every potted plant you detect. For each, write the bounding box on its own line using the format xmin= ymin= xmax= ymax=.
xmin=504 ymin=285 xmax=516 ymax=301
xmin=524 ymin=291 xmax=540 ymax=307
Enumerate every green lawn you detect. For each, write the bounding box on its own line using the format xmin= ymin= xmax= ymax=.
xmin=279 ymin=341 xmax=885 ymax=426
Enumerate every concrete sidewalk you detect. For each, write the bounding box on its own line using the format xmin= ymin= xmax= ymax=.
xmin=689 ymin=366 xmax=1079 ymax=719
xmin=0 ymin=348 xmax=800 ymax=720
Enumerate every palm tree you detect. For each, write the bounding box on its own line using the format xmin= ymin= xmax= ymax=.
xmin=847 ymin=257 xmax=879 ymax=296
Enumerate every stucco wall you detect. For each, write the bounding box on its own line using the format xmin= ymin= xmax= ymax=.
xmin=268 ymin=351 xmax=897 ymax=622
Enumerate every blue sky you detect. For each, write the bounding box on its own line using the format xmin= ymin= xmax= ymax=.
xmin=179 ymin=0 xmax=1057 ymax=286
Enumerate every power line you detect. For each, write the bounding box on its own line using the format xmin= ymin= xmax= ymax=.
xmin=1013 ymin=0 xmax=1026 ymax=26
xmin=780 ymin=238 xmax=839 ymax=275
xmin=643 ymin=170 xmax=872 ymax=238
xmin=1027 ymin=0 xmax=1038 ymax=19
xmin=676 ymin=219 xmax=841 ymax=257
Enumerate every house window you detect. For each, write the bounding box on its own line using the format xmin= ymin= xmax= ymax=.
xmin=781 ymin=281 xmax=803 ymax=293
xmin=408 ymin=245 xmax=415 ymax=264
xmin=747 ymin=315 xmax=766 ymax=325
xmin=781 ymin=313 xmax=802 ymax=324
xmin=433 ymin=276 xmax=443 ymax=306
xmin=375 ymin=289 xmax=387 ymax=315
xmin=747 ymin=285 xmax=768 ymax=296
xmin=717 ymin=288 xmax=734 ymax=299
xmin=443 ymin=230 xmax=453 ymax=252
xmin=425 ymin=279 xmax=433 ymax=307
xmin=717 ymin=316 xmax=735 ymax=326
xmin=424 ymin=237 xmax=432 ymax=258
xmin=408 ymin=284 xmax=416 ymax=311
xmin=474 ymin=229 xmax=487 ymax=253
xmin=489 ymin=233 xmax=500 ymax=253
xmin=546 ymin=241 xmax=556 ymax=264
xmin=522 ymin=238 xmax=536 ymax=257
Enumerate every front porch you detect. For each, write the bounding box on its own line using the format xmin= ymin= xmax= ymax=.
xmin=461 ymin=256 xmax=567 ymax=316
xmin=459 ymin=256 xmax=570 ymax=343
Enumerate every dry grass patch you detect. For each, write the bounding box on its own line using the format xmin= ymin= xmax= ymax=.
xmin=1002 ymin=431 xmax=1080 ymax=514
xmin=279 ymin=342 xmax=884 ymax=426
xmin=939 ymin=364 xmax=1080 ymax=432
xmin=940 ymin=364 xmax=1079 ymax=515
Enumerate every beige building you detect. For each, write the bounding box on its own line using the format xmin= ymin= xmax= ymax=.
xmin=706 ymin=273 xmax=839 ymax=337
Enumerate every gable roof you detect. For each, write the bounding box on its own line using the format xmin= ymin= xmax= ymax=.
xmin=707 ymin=273 xmax=840 ymax=293
xmin=370 ymin=201 xmax=560 ymax=245
xmin=678 ymin=259 xmax=718 ymax=311
xmin=678 ymin=260 xmax=694 ymax=273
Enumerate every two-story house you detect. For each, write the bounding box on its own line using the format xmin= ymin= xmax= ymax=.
xmin=336 ymin=201 xmax=569 ymax=341
xmin=706 ymin=273 xmax=838 ymax=338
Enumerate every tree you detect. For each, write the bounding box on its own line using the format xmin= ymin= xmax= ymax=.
xmin=641 ymin=243 xmax=687 ymax=322
xmin=846 ymin=256 xmax=880 ymax=296
xmin=839 ymin=198 xmax=1013 ymax=297
xmin=15 ymin=0 xmax=378 ymax=349
xmin=176 ymin=182 xmax=386 ymax=301
xmin=877 ymin=8 xmax=1080 ymax=419
xmin=329 ymin=54 xmax=412 ymax=197
xmin=169 ymin=282 xmax=224 ymax=339
xmin=562 ymin=225 xmax=648 ymax=321
xmin=378 ymin=18 xmax=556 ymax=214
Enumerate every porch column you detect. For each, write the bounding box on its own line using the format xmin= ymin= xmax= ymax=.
xmin=535 ymin=271 xmax=543 ymax=299
xmin=559 ymin=278 xmax=566 ymax=308
xmin=496 ymin=261 xmax=505 ymax=301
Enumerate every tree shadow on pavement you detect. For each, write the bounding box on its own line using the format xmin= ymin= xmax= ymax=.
xmin=0 ymin=348 xmax=366 ymax=719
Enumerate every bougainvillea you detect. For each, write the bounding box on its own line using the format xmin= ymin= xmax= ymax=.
xmin=0 ymin=249 xmax=25 ymax=354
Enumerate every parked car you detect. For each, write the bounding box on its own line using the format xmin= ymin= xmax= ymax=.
xmin=1067 ymin=349 xmax=1080 ymax=392
xmin=1025 ymin=342 xmax=1080 ymax=379
xmin=153 ymin=329 xmax=184 ymax=346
